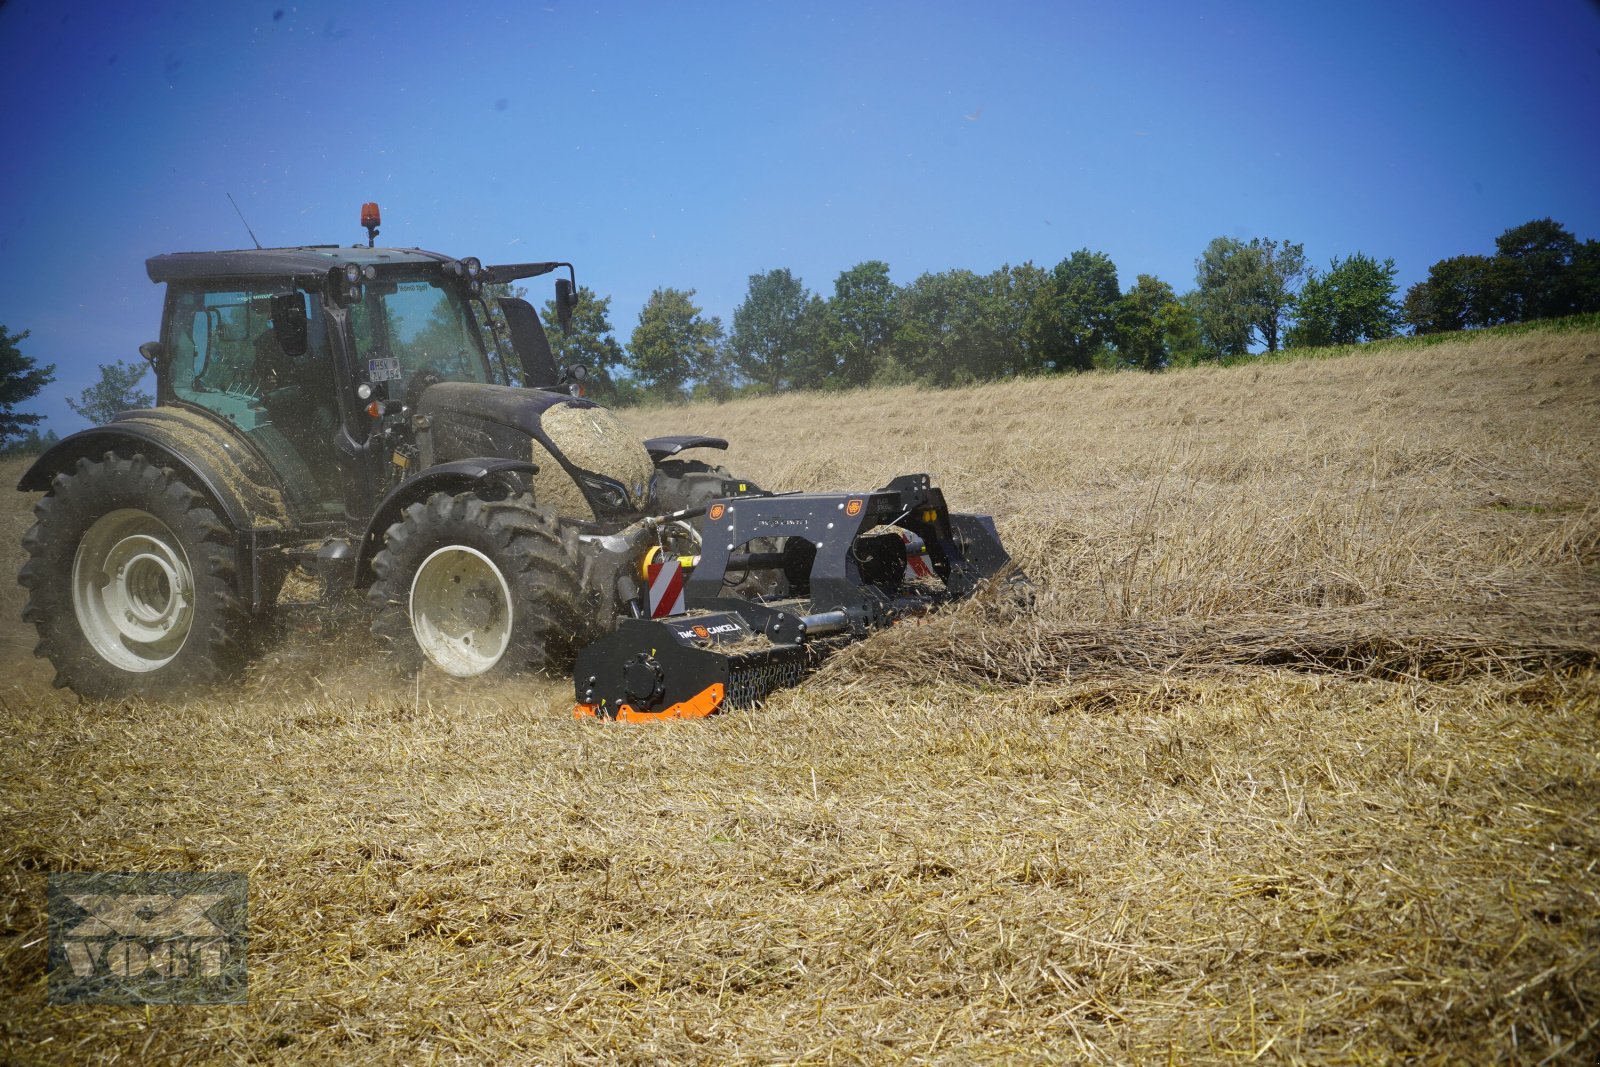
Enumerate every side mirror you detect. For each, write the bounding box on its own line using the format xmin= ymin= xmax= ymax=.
xmin=138 ymin=341 xmax=166 ymax=369
xmin=270 ymin=292 xmax=309 ymax=358
xmin=555 ymin=278 xmax=576 ymax=331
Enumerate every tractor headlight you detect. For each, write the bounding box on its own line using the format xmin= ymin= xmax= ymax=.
xmin=579 ymin=474 xmax=629 ymax=512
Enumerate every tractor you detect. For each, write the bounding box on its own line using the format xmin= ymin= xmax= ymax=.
xmin=17 ymin=206 xmax=1020 ymax=717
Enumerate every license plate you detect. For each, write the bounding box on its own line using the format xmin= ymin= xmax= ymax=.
xmin=367 ymin=357 xmax=403 ymax=382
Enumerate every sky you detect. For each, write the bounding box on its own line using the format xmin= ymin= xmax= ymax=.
xmin=1 ymin=0 xmax=1597 ymax=434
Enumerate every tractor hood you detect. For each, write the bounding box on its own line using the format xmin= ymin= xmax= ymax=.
xmin=418 ymin=383 xmax=654 ymax=520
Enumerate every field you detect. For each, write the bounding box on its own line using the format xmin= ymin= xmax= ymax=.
xmin=2 ymin=328 xmax=1598 ymax=1064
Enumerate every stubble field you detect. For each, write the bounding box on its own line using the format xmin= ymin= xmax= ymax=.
xmin=1 ymin=328 xmax=1597 ymax=1064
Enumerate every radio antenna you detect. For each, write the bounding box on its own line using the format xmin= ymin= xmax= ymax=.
xmin=227 ymin=193 xmax=263 ymax=250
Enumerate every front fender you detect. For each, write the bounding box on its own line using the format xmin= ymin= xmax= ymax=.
xmin=353 ymin=458 xmax=541 ymax=586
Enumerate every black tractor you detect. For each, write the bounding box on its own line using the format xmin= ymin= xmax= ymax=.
xmin=18 ymin=208 xmax=1019 ymax=715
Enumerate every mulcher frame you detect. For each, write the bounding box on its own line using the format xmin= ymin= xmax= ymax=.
xmin=573 ymin=473 xmax=1021 ymax=721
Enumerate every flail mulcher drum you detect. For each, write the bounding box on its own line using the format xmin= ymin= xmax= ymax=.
xmin=573 ymin=474 xmax=1025 ymax=721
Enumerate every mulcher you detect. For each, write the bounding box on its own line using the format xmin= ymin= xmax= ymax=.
xmin=16 ymin=204 xmax=1023 ymax=717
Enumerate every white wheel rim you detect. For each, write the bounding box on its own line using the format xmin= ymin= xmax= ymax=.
xmin=409 ymin=545 xmax=513 ymax=677
xmin=72 ymin=509 xmax=195 ymax=672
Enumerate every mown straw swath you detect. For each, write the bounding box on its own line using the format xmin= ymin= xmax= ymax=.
xmin=1 ymin=327 xmax=1597 ymax=1064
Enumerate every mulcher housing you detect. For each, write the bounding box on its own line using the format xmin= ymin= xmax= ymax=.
xmin=575 ymin=474 xmax=1021 ymax=720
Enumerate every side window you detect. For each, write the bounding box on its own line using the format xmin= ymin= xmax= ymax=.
xmin=166 ymin=283 xmax=343 ymax=518
xmin=167 ymin=287 xmax=266 ymax=429
xmin=166 ymin=285 xmax=331 ymax=431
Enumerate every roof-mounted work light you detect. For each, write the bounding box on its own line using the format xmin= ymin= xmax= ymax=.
xmin=361 ymin=202 xmax=381 ymax=247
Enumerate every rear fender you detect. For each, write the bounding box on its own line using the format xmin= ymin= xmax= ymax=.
xmin=353 ymin=458 xmax=541 ymax=587
xmin=16 ymin=409 xmax=293 ymax=613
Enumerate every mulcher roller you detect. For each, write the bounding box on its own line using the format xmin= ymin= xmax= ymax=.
xmin=574 ymin=473 xmax=1024 ymax=721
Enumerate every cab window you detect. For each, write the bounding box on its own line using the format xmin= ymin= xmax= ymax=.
xmin=350 ymin=278 xmax=491 ymax=402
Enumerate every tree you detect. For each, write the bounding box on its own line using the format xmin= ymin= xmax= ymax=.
xmin=1193 ymin=236 xmax=1306 ymax=355
xmin=0 ymin=326 xmax=56 ymax=447
xmin=66 ymin=359 xmax=153 ymax=424
xmin=889 ymin=269 xmax=996 ymax=386
xmin=1401 ymin=254 xmax=1495 ymax=334
xmin=1287 ymin=253 xmax=1400 ymax=348
xmin=540 ymin=285 xmax=628 ymax=403
xmin=1573 ymin=239 xmax=1600 ymax=314
xmin=0 ymin=426 xmax=60 ymax=457
xmin=987 ymin=262 xmax=1051 ymax=376
xmin=827 ymin=261 xmax=898 ymax=387
xmin=1115 ymin=275 xmax=1179 ymax=371
xmin=1193 ymin=237 xmax=1258 ymax=358
xmin=1158 ymin=293 xmax=1208 ymax=368
xmin=729 ymin=269 xmax=818 ymax=392
xmin=626 ymin=288 xmax=724 ymax=402
xmin=785 ymin=295 xmax=837 ymax=390
xmin=1026 ymin=249 xmax=1121 ymax=372
xmin=1251 ymin=238 xmax=1307 ymax=352
xmin=1493 ymin=218 xmax=1579 ymax=322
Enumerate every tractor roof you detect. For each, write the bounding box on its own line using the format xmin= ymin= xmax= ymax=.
xmin=145 ymin=246 xmax=452 ymax=284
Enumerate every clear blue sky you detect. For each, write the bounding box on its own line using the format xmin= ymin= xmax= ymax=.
xmin=2 ymin=0 xmax=1597 ymax=433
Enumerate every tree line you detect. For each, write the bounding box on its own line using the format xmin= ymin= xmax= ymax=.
xmin=3 ymin=218 xmax=1597 ymax=447
xmin=539 ymin=217 xmax=1600 ymax=405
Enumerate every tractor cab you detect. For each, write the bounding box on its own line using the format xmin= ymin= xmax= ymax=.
xmin=141 ymin=240 xmax=583 ymax=525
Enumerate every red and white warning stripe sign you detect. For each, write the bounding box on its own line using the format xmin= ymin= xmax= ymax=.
xmin=647 ymin=556 xmax=688 ymax=617
xmin=900 ymin=530 xmax=935 ymax=580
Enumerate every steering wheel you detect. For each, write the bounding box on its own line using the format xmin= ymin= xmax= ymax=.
xmin=404 ymin=364 xmax=446 ymax=410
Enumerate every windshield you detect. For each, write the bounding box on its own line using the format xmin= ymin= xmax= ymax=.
xmin=351 ymin=277 xmax=492 ymax=399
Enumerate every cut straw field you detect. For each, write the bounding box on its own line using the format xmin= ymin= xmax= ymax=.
xmin=2 ymin=328 xmax=1598 ymax=1064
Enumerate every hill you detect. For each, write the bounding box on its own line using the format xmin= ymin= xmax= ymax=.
xmin=2 ymin=329 xmax=1597 ymax=1063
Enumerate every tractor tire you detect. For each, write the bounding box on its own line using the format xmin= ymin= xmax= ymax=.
xmin=652 ymin=458 xmax=740 ymax=514
xmin=368 ymin=492 xmax=594 ymax=678
xmin=18 ymin=453 xmax=249 ymax=699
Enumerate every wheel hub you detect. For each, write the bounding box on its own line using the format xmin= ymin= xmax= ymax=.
xmin=409 ymin=545 xmax=514 ymax=677
xmin=72 ymin=511 xmax=195 ymax=672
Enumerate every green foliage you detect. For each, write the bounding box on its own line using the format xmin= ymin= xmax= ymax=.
xmin=0 ymin=425 xmax=59 ymax=457
xmin=1115 ymin=274 xmax=1179 ymax=371
xmin=890 ymin=270 xmax=998 ymax=385
xmin=472 ymin=281 xmax=526 ymax=385
xmin=1193 ymin=237 xmax=1258 ymax=358
xmin=1238 ymin=310 xmax=1600 ymax=368
xmin=541 ymin=285 xmax=628 ymax=403
xmin=626 ymin=288 xmax=724 ymax=403
xmin=1158 ymin=292 xmax=1208 ymax=368
xmin=1287 ymin=253 xmax=1400 ymax=348
xmin=1402 ymin=254 xmax=1494 ymax=334
xmin=1027 ymin=250 xmax=1121 ymax=372
xmin=1404 ymin=219 xmax=1600 ymax=335
xmin=0 ymin=325 xmax=56 ymax=446
xmin=729 ymin=269 xmax=829 ymax=391
xmin=1493 ymin=218 xmax=1580 ymax=322
xmin=1194 ymin=236 xmax=1305 ymax=356
xmin=66 ymin=359 xmax=154 ymax=424
xmin=826 ymin=261 xmax=897 ymax=387
xmin=1251 ymin=238 xmax=1306 ymax=352
xmin=990 ymin=262 xmax=1051 ymax=375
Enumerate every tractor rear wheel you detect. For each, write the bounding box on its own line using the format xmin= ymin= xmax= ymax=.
xmin=368 ymin=492 xmax=594 ymax=677
xmin=18 ymin=453 xmax=249 ymax=698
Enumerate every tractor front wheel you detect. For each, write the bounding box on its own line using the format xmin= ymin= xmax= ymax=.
xmin=368 ymin=492 xmax=594 ymax=677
